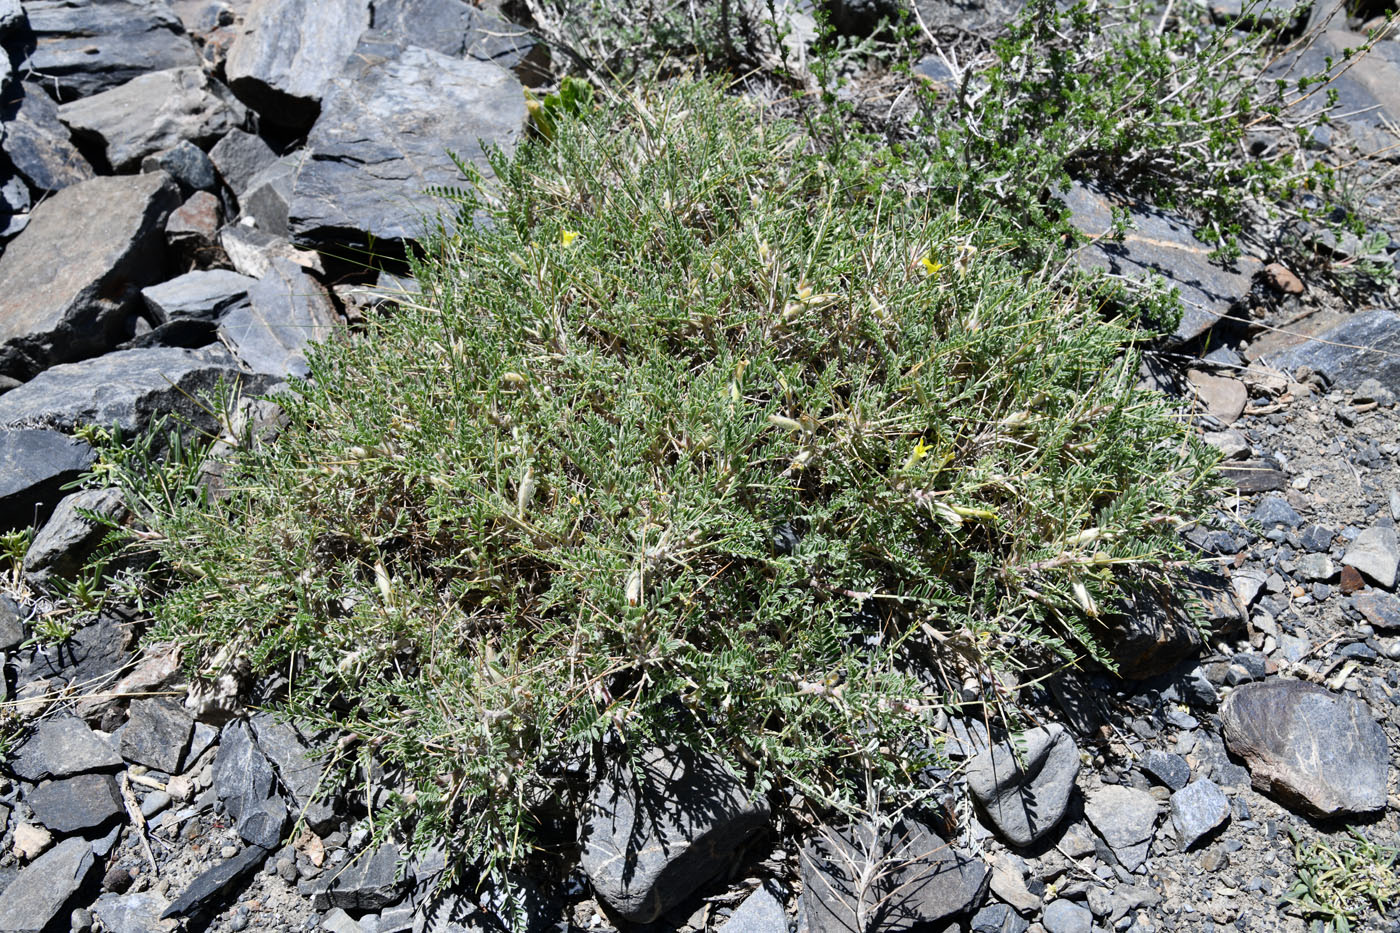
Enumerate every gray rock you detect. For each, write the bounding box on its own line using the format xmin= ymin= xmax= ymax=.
xmin=1085 ymin=885 xmax=1159 ymax=923
xmin=1169 ymin=779 xmax=1229 ymax=849
xmin=719 ymin=884 xmax=786 ymax=933
xmin=8 ymin=714 xmax=123 ymax=781
xmin=323 ymin=907 xmax=365 ymax=933
xmin=91 ymin=891 xmax=176 ymax=933
xmin=1062 ymin=182 xmax=1261 ymax=344
xmin=249 ymin=712 xmax=337 ymax=833
xmin=1264 ymin=310 xmax=1400 ymax=392
xmin=965 ymin=724 xmax=1079 ymax=847
xmin=1208 ymin=0 xmax=1305 ymax=27
xmin=220 ymin=258 xmax=339 ymax=378
xmin=1250 ymin=496 xmax=1302 ymax=529
xmin=1221 ymin=679 xmax=1389 ymax=817
xmin=21 ymin=0 xmax=201 ymax=102
xmin=208 ymin=128 xmax=278 ymax=196
xmin=22 ymin=486 xmax=125 ymax=582
xmin=1083 ymin=785 xmax=1157 ymax=871
xmin=237 ymin=153 xmax=301 ymax=237
xmin=141 ymin=141 xmax=219 ymax=193
xmin=0 ymin=346 xmax=254 ymax=438
xmin=1266 ymin=30 xmax=1400 ymax=157
xmin=800 ymin=818 xmax=987 ymax=933
xmin=1296 ymin=553 xmax=1335 ymax=581
xmin=0 ymin=836 xmax=99 ymax=932
xmin=224 ymin=0 xmax=371 ymax=129
xmin=0 ymin=170 xmax=30 ymax=239
xmin=162 ymin=843 xmax=271 ymax=919
xmin=142 ymin=270 xmax=257 ymax=323
xmin=1354 ymin=591 xmax=1400 ymax=631
xmin=288 ymin=40 xmax=526 ymax=259
xmin=971 ymin=902 xmax=1029 ymax=933
xmin=0 ymin=0 xmax=24 ymax=32
xmin=369 ymin=0 xmax=534 ymax=65
xmin=0 ymin=593 xmax=23 ymax=649
xmin=16 ymin=612 xmax=132 ymax=692
xmin=1343 ymin=526 xmax=1400 ymax=589
xmin=1300 ymin=524 xmax=1335 ymax=553
xmin=579 ymin=745 xmax=770 ymax=922
xmin=164 ymin=189 xmax=222 ymax=259
xmin=1041 ymin=900 xmax=1092 ymax=933
xmin=59 ymin=67 xmax=246 ymax=172
xmin=220 ymin=223 xmax=322 ymax=279
xmin=121 ymin=698 xmax=195 ymax=773
xmin=1141 ymin=750 xmax=1190 ymax=791
xmin=27 ymin=772 xmax=124 ymax=833
xmin=0 ymin=172 xmax=180 ymax=379
xmin=0 ymin=429 xmax=95 ymax=532
xmin=213 ymin=720 xmax=288 ymax=849
xmin=0 ymin=82 xmax=95 ymax=193
xmin=326 ymin=842 xmax=408 ymax=910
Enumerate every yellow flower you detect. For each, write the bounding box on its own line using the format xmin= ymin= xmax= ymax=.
xmin=560 ymin=229 xmax=580 ymax=247
xmin=919 ymin=253 xmax=944 ymax=276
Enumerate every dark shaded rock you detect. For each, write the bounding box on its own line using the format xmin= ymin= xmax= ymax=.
xmin=1098 ymin=574 xmax=1227 ymax=679
xmin=0 ymin=82 xmax=94 ymax=193
xmin=800 ymin=818 xmax=987 ymax=933
xmin=972 ymin=902 xmax=1029 ymax=933
xmin=369 ymin=0 xmax=534 ymax=66
xmin=1041 ymin=900 xmax=1091 ymax=933
xmin=208 ymin=128 xmax=277 ymax=196
xmin=1141 ymin=750 xmax=1190 ymax=791
xmin=21 ymin=0 xmax=201 ymax=102
xmin=719 ymin=884 xmax=786 ymax=933
xmin=0 ymin=593 xmax=23 ymax=649
xmin=141 ymin=141 xmax=219 ymax=193
xmin=287 ymin=40 xmax=526 ymax=260
xmin=325 ymin=842 xmax=408 ymax=910
xmin=965 ymin=724 xmax=1079 ymax=847
xmin=0 ymin=172 xmax=180 ymax=380
xmin=1354 ymin=591 xmax=1400 ymax=631
xmin=16 ymin=612 xmax=133 ymax=692
xmin=27 ymin=772 xmax=124 ymax=833
xmin=1221 ymin=679 xmax=1389 ymax=817
xmin=58 ymin=67 xmax=245 ymax=172
xmin=1250 ymin=495 xmax=1302 ymax=529
xmin=213 ymin=719 xmax=287 ymax=849
xmin=1220 ymin=458 xmax=1287 ymax=493
xmin=0 ymin=345 xmax=255 ymax=437
xmin=22 ymin=486 xmax=125 ymax=582
xmin=119 ymin=318 xmax=219 ymax=352
xmin=161 ymin=843 xmax=271 ymax=919
xmin=249 ymin=713 xmax=337 ymax=834
xmin=579 ymin=745 xmax=770 ymax=923
xmin=0 ymin=836 xmax=99 ymax=932
xmin=1263 ymin=310 xmax=1400 ymax=392
xmin=1083 ymin=786 xmax=1157 ymax=871
xmin=220 ymin=258 xmax=338 ymax=378
xmin=6 ymin=715 xmax=122 ymax=781
xmin=237 ymin=153 xmax=300 ymax=237
xmin=142 ymin=270 xmax=256 ymax=323
xmin=0 ymin=0 xmax=24 ymax=33
xmin=224 ymin=0 xmax=371 ymax=129
xmin=1168 ymin=779 xmax=1229 ymax=849
xmin=0 ymin=428 xmax=95 ymax=532
xmin=121 ymin=698 xmax=194 ymax=773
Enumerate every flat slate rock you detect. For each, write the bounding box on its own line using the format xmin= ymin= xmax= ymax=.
xmin=1262 ymin=310 xmax=1400 ymax=392
xmin=0 ymin=82 xmax=94 ymax=193
xmin=22 ymin=486 xmax=124 ymax=582
xmin=213 ymin=719 xmax=288 ymax=850
xmin=92 ymin=891 xmax=178 ymax=933
xmin=21 ymin=0 xmax=201 ymax=102
xmin=369 ymin=0 xmax=534 ymax=65
xmin=0 ymin=172 xmax=180 ymax=380
xmin=0 ymin=428 xmax=95 ymax=532
xmin=800 ymin=818 xmax=988 ymax=933
xmin=1268 ymin=30 xmax=1400 ymax=156
xmin=287 ymin=39 xmax=526 ymax=259
xmin=1141 ymin=750 xmax=1191 ymax=791
xmin=162 ymin=843 xmax=271 ymax=919
xmin=1221 ymin=679 xmax=1389 ymax=817
xmin=249 ymin=712 xmax=337 ymax=834
xmin=1354 ymin=591 xmax=1400 ymax=631
xmin=121 ymin=697 xmax=194 ymax=773
xmin=1063 ymin=181 xmax=1261 ymax=345
xmin=965 ymin=724 xmax=1080 ymax=847
xmin=142 ymin=269 xmax=256 ymax=323
xmin=208 ymin=127 xmax=278 ymax=196
xmin=718 ymin=884 xmax=786 ymax=933
xmin=0 ymin=836 xmax=99 ymax=932
xmin=1168 ymin=779 xmax=1229 ymax=849
xmin=579 ymin=745 xmax=770 ymax=923
xmin=1343 ymin=525 xmax=1400 ymax=589
xmin=0 ymin=345 xmax=253 ymax=438
xmin=224 ymin=0 xmax=371 ymax=129
xmin=1083 ymin=785 xmax=1157 ymax=872
xmin=220 ymin=258 xmax=339 ymax=378
xmin=27 ymin=772 xmax=124 ymax=833
xmin=324 ymin=842 xmax=409 ymax=910
xmin=7 ymin=714 xmax=123 ymax=781
xmin=17 ymin=612 xmax=133 ymax=692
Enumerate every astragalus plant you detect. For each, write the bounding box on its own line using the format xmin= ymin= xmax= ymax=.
xmin=123 ymin=80 xmax=1215 ymax=868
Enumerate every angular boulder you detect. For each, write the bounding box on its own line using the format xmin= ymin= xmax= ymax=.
xmin=142 ymin=269 xmax=257 ymax=324
xmin=208 ymin=127 xmax=278 ymax=196
xmin=59 ymin=67 xmax=246 ymax=172
xmin=1268 ymin=30 xmax=1400 ymax=156
xmin=579 ymin=745 xmax=770 ymax=922
xmin=1083 ymin=785 xmax=1157 ymax=871
xmin=0 ymin=429 xmax=95 ymax=532
xmin=213 ymin=719 xmax=288 ymax=849
xmin=369 ymin=0 xmax=534 ymax=66
xmin=965 ymin=724 xmax=1080 ymax=847
xmin=26 ymin=772 xmax=124 ymax=833
xmin=21 ymin=0 xmax=201 ymax=102
xmin=0 ymin=172 xmax=180 ymax=380
xmin=121 ymin=697 xmax=195 ymax=773
xmin=1221 ymin=679 xmax=1389 ymax=817
xmin=0 ymin=836 xmax=100 ymax=933
xmin=22 ymin=486 xmax=125 ymax=582
xmin=6 ymin=714 xmax=123 ymax=781
xmin=1168 ymin=778 xmax=1229 ymax=850
xmin=220 ymin=258 xmax=339 ymax=378
xmin=288 ymin=40 xmax=526 ymax=259
xmin=250 ymin=712 xmax=338 ymax=834
xmin=0 ymin=82 xmax=95 ymax=193
xmin=1262 ymin=310 xmax=1400 ymax=392
xmin=224 ymin=0 xmax=371 ymax=129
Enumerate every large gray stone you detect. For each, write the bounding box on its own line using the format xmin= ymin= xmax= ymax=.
xmin=1221 ymin=679 xmax=1389 ymax=817
xmin=1263 ymin=310 xmax=1400 ymax=393
xmin=21 ymin=0 xmax=201 ymax=102
xmin=1342 ymin=526 xmax=1399 ymax=589
xmin=1063 ymin=182 xmax=1262 ymax=345
xmin=238 ymin=152 xmax=300 ymax=236
xmin=1168 ymin=779 xmax=1229 ymax=849
xmin=142 ymin=269 xmax=257 ymax=323
xmin=224 ymin=0 xmax=371 ymax=129
xmin=965 ymin=724 xmax=1079 ymax=847
xmin=369 ymin=0 xmax=534 ymax=66
xmin=121 ymin=697 xmax=195 ymax=773
xmin=162 ymin=843 xmax=271 ymax=919
xmin=220 ymin=258 xmax=339 ymax=379
xmin=27 ymin=772 xmax=124 ymax=833
xmin=287 ymin=40 xmax=526 ymax=259
xmin=0 ymin=345 xmax=253 ymax=437
xmin=22 ymin=486 xmax=125 ymax=582
xmin=1354 ymin=590 xmax=1400 ymax=631
xmin=141 ymin=141 xmax=219 ymax=193
xmin=1083 ymin=785 xmax=1157 ymax=872
xmin=719 ymin=884 xmax=786 ymax=933
xmin=0 ymin=172 xmax=180 ymax=380
xmin=58 ymin=67 xmax=246 ymax=172
xmin=800 ymin=818 xmax=988 ymax=933
xmin=7 ymin=714 xmax=123 ymax=781
xmin=213 ymin=719 xmax=288 ymax=849
xmin=1268 ymin=30 xmax=1400 ymax=156
xmin=0 ymin=82 xmax=93 ymax=193
xmin=0 ymin=429 xmax=95 ymax=532
xmin=249 ymin=713 xmax=337 ymax=834
xmin=92 ymin=892 xmax=178 ymax=933
xmin=1041 ymin=900 xmax=1092 ymax=933
xmin=324 ymin=842 xmax=409 ymax=910
xmin=208 ymin=127 xmax=278 ymax=196
xmin=579 ymin=745 xmax=770 ymax=922
xmin=0 ymin=836 xmax=99 ymax=932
